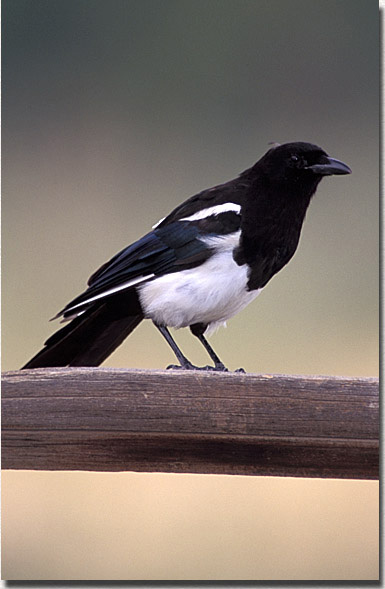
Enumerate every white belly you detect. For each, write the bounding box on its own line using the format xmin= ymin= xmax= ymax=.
xmin=138 ymin=238 xmax=261 ymax=334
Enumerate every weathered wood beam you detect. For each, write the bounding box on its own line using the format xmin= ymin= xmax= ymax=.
xmin=1 ymin=368 xmax=379 ymax=479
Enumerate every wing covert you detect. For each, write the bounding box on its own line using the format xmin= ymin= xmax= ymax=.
xmin=57 ymin=205 xmax=242 ymax=319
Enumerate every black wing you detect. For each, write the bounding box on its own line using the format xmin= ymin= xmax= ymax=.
xmin=58 ymin=210 xmax=241 ymax=320
xmin=155 ymin=175 xmax=250 ymax=227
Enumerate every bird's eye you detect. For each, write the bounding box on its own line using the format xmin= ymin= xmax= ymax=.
xmin=291 ymin=155 xmax=299 ymax=162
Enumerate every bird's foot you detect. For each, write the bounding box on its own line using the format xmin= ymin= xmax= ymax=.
xmin=166 ymin=362 xmax=228 ymax=372
xmin=166 ymin=361 xmax=245 ymax=373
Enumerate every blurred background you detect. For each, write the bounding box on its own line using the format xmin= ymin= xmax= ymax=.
xmin=2 ymin=0 xmax=378 ymax=580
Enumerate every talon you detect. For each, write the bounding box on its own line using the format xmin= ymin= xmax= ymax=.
xmin=235 ymin=367 xmax=246 ymax=373
xmin=166 ymin=363 xmax=228 ymax=372
xmin=166 ymin=362 xmax=199 ymax=370
xmin=199 ymin=364 xmax=230 ymax=372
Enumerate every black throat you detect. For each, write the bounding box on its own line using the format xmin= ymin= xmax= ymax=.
xmin=234 ymin=171 xmax=321 ymax=291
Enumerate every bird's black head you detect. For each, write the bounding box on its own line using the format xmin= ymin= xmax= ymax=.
xmin=254 ymin=142 xmax=351 ymax=190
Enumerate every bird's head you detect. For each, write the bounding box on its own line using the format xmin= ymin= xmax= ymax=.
xmin=255 ymin=142 xmax=351 ymax=190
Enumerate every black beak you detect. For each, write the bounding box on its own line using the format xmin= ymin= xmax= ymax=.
xmin=305 ymin=156 xmax=352 ymax=176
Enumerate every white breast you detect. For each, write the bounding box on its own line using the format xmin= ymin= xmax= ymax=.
xmin=138 ymin=231 xmax=261 ymax=334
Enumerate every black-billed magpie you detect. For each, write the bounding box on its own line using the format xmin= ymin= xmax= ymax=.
xmin=23 ymin=142 xmax=351 ymax=371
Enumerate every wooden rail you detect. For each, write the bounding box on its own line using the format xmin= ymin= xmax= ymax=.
xmin=1 ymin=368 xmax=379 ymax=479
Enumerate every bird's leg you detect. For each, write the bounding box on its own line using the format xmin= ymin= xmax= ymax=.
xmin=190 ymin=323 xmax=229 ymax=372
xmin=194 ymin=332 xmax=229 ymax=371
xmin=154 ymin=324 xmax=195 ymax=369
xmin=155 ymin=323 xmax=226 ymax=371
xmin=190 ymin=323 xmax=245 ymax=373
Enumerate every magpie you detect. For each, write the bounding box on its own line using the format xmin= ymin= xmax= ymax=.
xmin=23 ymin=142 xmax=351 ymax=371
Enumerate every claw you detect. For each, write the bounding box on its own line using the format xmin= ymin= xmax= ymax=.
xmin=166 ymin=363 xmax=228 ymax=372
xmin=166 ymin=364 xmax=187 ymax=370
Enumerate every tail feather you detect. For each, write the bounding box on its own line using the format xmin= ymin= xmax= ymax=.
xmin=23 ymin=301 xmax=143 ymax=369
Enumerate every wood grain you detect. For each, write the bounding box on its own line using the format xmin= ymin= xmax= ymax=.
xmin=1 ymin=368 xmax=379 ymax=479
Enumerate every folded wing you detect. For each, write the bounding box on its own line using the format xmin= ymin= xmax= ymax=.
xmin=57 ymin=209 xmax=241 ymax=321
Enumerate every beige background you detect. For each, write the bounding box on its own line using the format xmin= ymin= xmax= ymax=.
xmin=2 ymin=472 xmax=379 ymax=580
xmin=2 ymin=0 xmax=379 ymax=580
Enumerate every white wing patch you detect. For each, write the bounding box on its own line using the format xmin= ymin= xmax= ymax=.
xmin=152 ymin=216 xmax=165 ymax=229
xmin=63 ymin=274 xmax=155 ymax=315
xmin=152 ymin=202 xmax=241 ymax=229
xmin=180 ymin=203 xmax=241 ymax=222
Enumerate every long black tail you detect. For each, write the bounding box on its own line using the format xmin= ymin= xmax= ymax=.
xmin=23 ymin=300 xmax=144 ymax=368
